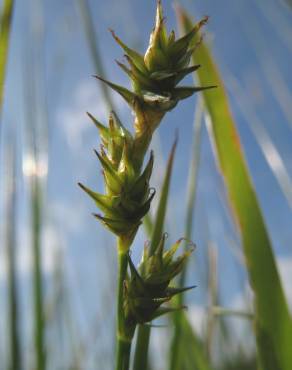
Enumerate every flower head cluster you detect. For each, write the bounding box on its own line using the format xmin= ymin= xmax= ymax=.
xmin=80 ymin=0 xmax=211 ymax=250
xmin=79 ymin=111 xmax=154 ymax=247
xmin=96 ymin=0 xmax=214 ymax=164
xmin=123 ymin=235 xmax=195 ymax=327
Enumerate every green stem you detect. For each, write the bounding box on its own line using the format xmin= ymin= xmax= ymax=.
xmin=32 ymin=177 xmax=45 ymax=370
xmin=115 ymin=238 xmax=133 ymax=370
xmin=169 ymin=315 xmax=182 ymax=370
xmin=6 ymin=146 xmax=21 ymax=370
xmin=116 ymin=338 xmax=132 ymax=370
xmin=133 ymin=325 xmax=150 ymax=370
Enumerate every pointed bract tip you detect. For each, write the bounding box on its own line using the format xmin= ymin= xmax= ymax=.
xmin=92 ymin=213 xmax=104 ymax=220
xmin=174 ymin=128 xmax=179 ymax=145
xmin=202 ymin=15 xmax=210 ymax=24
xmin=109 ymin=28 xmax=116 ymax=39
xmin=179 ymin=237 xmax=196 ymax=250
xmin=78 ymin=182 xmax=86 ymax=191
xmin=156 ymin=0 xmax=163 ymax=18
xmin=93 ymin=74 xmax=104 ymax=82
xmin=205 ymin=85 xmax=218 ymax=90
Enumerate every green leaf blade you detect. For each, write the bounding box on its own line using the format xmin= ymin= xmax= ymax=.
xmin=0 ymin=0 xmax=14 ymax=114
xmin=178 ymin=8 xmax=292 ymax=370
xmin=149 ymin=136 xmax=178 ymax=256
xmin=133 ymin=137 xmax=178 ymax=370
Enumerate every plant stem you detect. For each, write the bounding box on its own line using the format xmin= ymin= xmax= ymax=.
xmin=133 ymin=325 xmax=150 ymax=370
xmin=116 ymin=338 xmax=132 ymax=370
xmin=115 ymin=238 xmax=133 ymax=370
xmin=32 ymin=177 xmax=45 ymax=370
xmin=6 ymin=144 xmax=21 ymax=370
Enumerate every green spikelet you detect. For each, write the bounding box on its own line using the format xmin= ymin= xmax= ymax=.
xmin=79 ymin=112 xmax=155 ymax=248
xmin=78 ymin=3 xmax=214 ymax=367
xmin=102 ymin=0 xmax=215 ymax=165
xmin=80 ymin=2 xmax=215 ymax=241
xmin=123 ymin=235 xmax=195 ymax=324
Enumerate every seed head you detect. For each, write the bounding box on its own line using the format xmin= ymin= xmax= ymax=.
xmin=98 ymin=1 xmax=215 ymax=163
xmin=123 ymin=235 xmax=195 ymax=324
xmin=79 ymin=112 xmax=155 ymax=247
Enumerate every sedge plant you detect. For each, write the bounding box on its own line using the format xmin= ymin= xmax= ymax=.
xmin=79 ymin=1 xmax=214 ymax=369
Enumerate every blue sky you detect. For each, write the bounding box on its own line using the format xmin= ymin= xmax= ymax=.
xmin=1 ymin=0 xmax=292 ymax=368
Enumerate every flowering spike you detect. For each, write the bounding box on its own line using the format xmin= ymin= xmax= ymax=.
xmin=80 ymin=127 xmax=156 ymax=241
xmin=123 ymin=233 xmax=195 ymax=325
xmin=79 ymin=3 xmax=211 ymax=359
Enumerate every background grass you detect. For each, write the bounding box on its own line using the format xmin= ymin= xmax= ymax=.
xmin=0 ymin=0 xmax=292 ymax=369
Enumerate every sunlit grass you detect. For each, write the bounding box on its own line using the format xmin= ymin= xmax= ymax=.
xmin=1 ymin=1 xmax=291 ymax=369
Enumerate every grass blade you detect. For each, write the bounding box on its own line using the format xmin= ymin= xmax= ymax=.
xmin=5 ymin=141 xmax=21 ymax=370
xmin=133 ymin=138 xmax=178 ymax=370
xmin=210 ymin=306 xmax=253 ymax=320
xmin=206 ymin=244 xmax=218 ymax=358
xmin=142 ymin=214 xmax=153 ymax=242
xmin=177 ymin=8 xmax=292 ymax=370
xmin=0 ymin=0 xmax=14 ymax=115
xmin=149 ymin=136 xmax=178 ymax=256
xmin=22 ymin=39 xmax=46 ymax=370
xmin=178 ymin=97 xmax=203 ymax=291
xmin=226 ymin=73 xmax=292 ymax=209
xmin=169 ymin=99 xmax=209 ymax=370
xmin=177 ymin=312 xmax=213 ymax=370
xmin=76 ymin=0 xmax=115 ymax=111
xmin=31 ymin=175 xmax=46 ymax=370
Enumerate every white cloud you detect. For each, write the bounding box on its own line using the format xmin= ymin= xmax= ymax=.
xmin=57 ymin=79 xmax=126 ymax=150
xmin=187 ymin=304 xmax=207 ymax=337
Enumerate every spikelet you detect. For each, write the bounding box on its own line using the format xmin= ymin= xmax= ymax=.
xmin=79 ymin=111 xmax=155 ymax=249
xmin=123 ymin=235 xmax=196 ymax=324
xmin=80 ymin=0 xmax=214 ymax=250
xmin=97 ymin=0 xmax=215 ymax=164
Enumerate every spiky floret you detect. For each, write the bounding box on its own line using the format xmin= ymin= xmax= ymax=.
xmin=79 ymin=111 xmax=155 ymax=246
xmin=95 ymin=0 xmax=215 ymax=164
xmin=123 ymin=234 xmax=195 ymax=326
xmin=80 ymin=1 xmax=214 ymax=248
